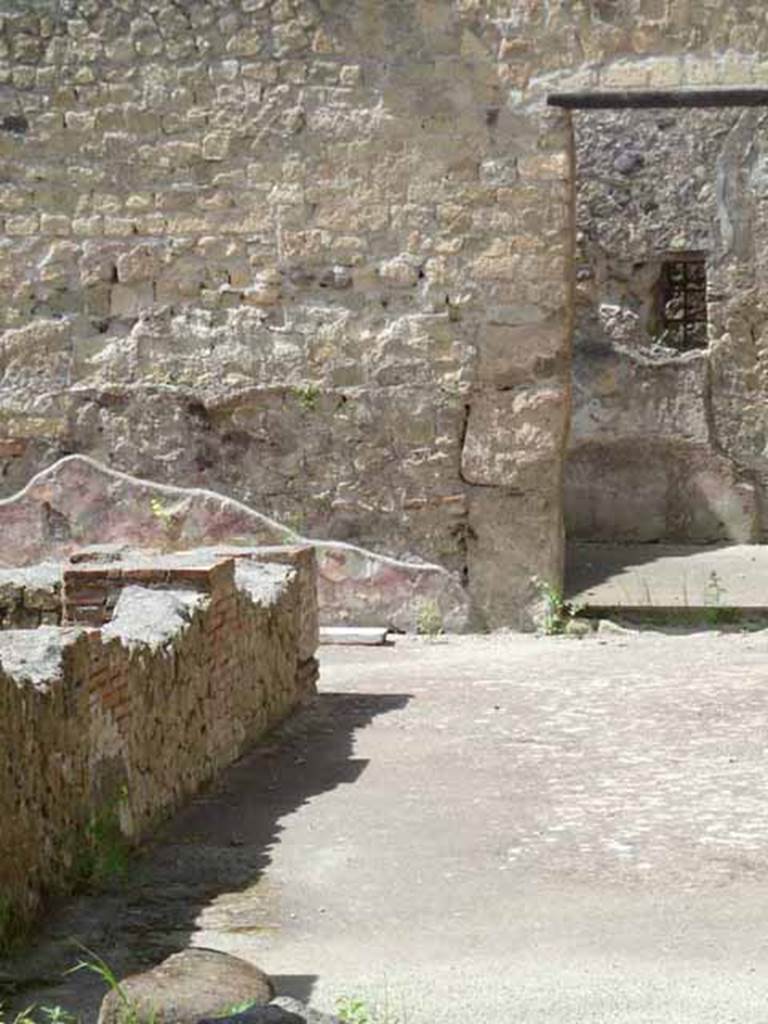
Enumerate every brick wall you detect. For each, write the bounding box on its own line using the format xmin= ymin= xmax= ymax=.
xmin=0 ymin=565 xmax=60 ymax=628
xmin=0 ymin=547 xmax=318 ymax=943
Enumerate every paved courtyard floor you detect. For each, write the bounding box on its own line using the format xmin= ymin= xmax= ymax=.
xmin=6 ymin=632 xmax=768 ymax=1023
xmin=567 ymin=542 xmax=768 ymax=615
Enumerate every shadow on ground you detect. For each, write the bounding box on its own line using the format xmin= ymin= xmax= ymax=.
xmin=0 ymin=690 xmax=410 ymax=1020
xmin=564 ymin=541 xmax=733 ymax=596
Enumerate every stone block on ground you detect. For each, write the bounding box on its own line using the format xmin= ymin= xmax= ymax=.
xmin=98 ymin=949 xmax=273 ymax=1024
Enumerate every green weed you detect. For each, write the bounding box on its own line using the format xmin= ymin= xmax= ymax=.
xmin=148 ymin=497 xmax=174 ymax=527
xmin=148 ymin=497 xmax=184 ymax=551
xmin=69 ymin=948 xmax=149 ymax=1024
xmin=0 ymin=1005 xmax=77 ymax=1024
xmin=74 ymin=792 xmax=131 ymax=889
xmin=415 ymin=599 xmax=443 ymax=638
xmin=292 ymin=383 xmax=320 ymax=412
xmin=336 ymin=993 xmax=406 ymax=1024
xmin=532 ymin=576 xmax=579 ymax=635
xmin=38 ymin=1010 xmax=76 ymax=1024
xmin=214 ymin=1001 xmax=259 ymax=1018
xmin=0 ymin=950 xmax=144 ymax=1024
xmin=704 ymin=570 xmax=728 ymax=625
xmin=336 ymin=997 xmax=372 ymax=1024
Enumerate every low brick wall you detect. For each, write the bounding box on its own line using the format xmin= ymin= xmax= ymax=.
xmin=0 ymin=565 xmax=61 ymax=629
xmin=0 ymin=547 xmax=318 ymax=943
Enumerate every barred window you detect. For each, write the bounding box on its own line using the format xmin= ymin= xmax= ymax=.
xmin=654 ymin=254 xmax=708 ymax=351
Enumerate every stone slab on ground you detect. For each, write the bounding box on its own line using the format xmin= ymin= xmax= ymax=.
xmin=318 ymin=627 xmax=392 ymax=646
xmin=9 ymin=634 xmax=768 ymax=1023
xmin=567 ymin=541 xmax=768 ymax=611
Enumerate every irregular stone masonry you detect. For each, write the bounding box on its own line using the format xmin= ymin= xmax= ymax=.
xmin=1 ymin=2 xmax=768 ymax=626
xmin=568 ymin=106 xmax=768 ymax=544
xmin=0 ymin=545 xmax=319 ymax=944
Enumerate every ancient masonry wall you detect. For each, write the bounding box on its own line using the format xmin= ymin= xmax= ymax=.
xmin=1 ymin=2 xmax=768 ymax=625
xmin=0 ymin=547 xmax=318 ymax=943
xmin=569 ymin=107 xmax=768 ymax=544
xmin=0 ymin=564 xmax=61 ymax=627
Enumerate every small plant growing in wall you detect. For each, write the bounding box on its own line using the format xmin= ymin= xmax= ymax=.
xmin=415 ymin=599 xmax=443 ymax=638
xmin=291 ymin=383 xmax=321 ymax=412
xmin=532 ymin=576 xmax=580 ymax=635
xmin=74 ymin=788 xmax=131 ymax=889
xmin=149 ymin=497 xmax=183 ymax=551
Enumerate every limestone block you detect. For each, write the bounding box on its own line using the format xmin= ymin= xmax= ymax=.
xmin=244 ymin=269 xmax=282 ymax=306
xmin=155 ymin=261 xmax=205 ymax=302
xmin=273 ymin=20 xmax=310 ymax=57
xmin=202 ymin=131 xmax=231 ymax=161
xmin=466 ymin=486 xmax=564 ymax=631
xmin=103 ymin=216 xmax=136 ymax=237
xmin=0 ymin=185 xmax=28 ymax=212
xmin=226 ymin=28 xmax=264 ymax=57
xmin=116 ymin=244 xmax=164 ymax=284
xmin=340 ymin=64 xmax=362 ymax=86
xmin=378 ymin=254 xmax=420 ymax=287
xmin=517 ymin=151 xmax=569 ymax=182
xmin=83 ymin=282 xmax=110 ymax=317
xmin=0 ymin=319 xmax=73 ymax=390
xmin=38 ymin=241 xmax=80 ymax=283
xmin=5 ymin=214 xmax=38 ymax=236
xmin=477 ymin=321 xmax=565 ymax=387
xmin=462 ymin=386 xmax=567 ymax=488
xmin=110 ymin=283 xmax=153 ymax=318
xmin=125 ymin=193 xmax=153 ymax=212
xmin=0 ymin=412 xmax=66 ymax=440
xmin=80 ymin=242 xmax=118 ymax=286
xmin=36 ymin=212 xmax=68 ymax=236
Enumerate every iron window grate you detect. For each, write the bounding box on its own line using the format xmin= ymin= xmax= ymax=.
xmin=656 ymin=254 xmax=708 ymax=351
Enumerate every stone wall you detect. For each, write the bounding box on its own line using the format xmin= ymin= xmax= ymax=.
xmin=0 ymin=455 xmax=471 ymax=631
xmin=569 ymin=106 xmax=768 ymax=543
xmin=0 ymin=564 xmax=60 ymax=627
xmin=1 ymin=2 xmax=768 ymax=624
xmin=0 ymin=547 xmax=318 ymax=944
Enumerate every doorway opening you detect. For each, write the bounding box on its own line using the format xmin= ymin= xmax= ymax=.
xmin=549 ymin=88 xmax=768 ymax=617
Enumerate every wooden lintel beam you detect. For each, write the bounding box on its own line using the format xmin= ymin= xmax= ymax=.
xmin=547 ymin=87 xmax=768 ymax=110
